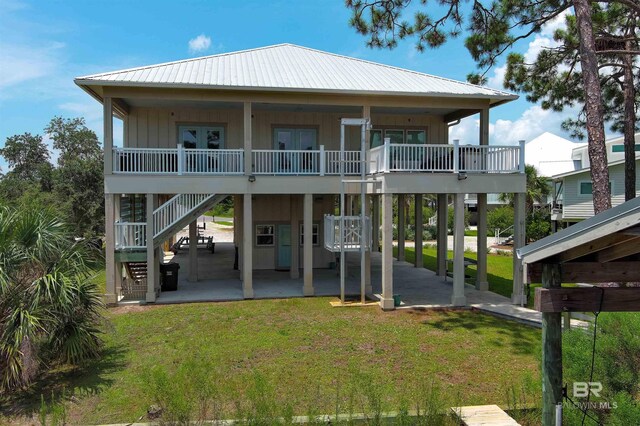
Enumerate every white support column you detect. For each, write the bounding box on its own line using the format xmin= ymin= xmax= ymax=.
xmin=303 ymin=193 xmax=314 ymax=296
xmin=114 ymin=195 xmax=122 ymax=298
xmin=146 ymin=193 xmax=157 ymax=303
xmin=476 ymin=193 xmax=489 ymax=290
xmin=372 ymin=195 xmax=380 ymax=252
xmin=397 ymin=194 xmax=405 ymax=261
xmin=436 ymin=193 xmax=448 ymax=277
xmin=237 ymin=195 xmax=244 ymax=273
xmin=243 ymin=193 xmax=254 ymax=299
xmin=452 ymin=193 xmax=467 ymax=306
xmin=104 ymin=193 xmax=117 ymax=304
xmin=188 ymin=220 xmax=198 ymax=282
xmin=290 ymin=195 xmax=300 ymax=279
xmin=244 ymin=102 xmax=252 ymax=175
xmin=103 ymin=97 xmax=113 ymax=176
xmin=414 ymin=194 xmax=423 ymax=268
xmin=154 ymin=246 xmax=161 ymax=293
xmin=512 ymin=192 xmax=526 ymax=305
xmin=380 ymin=193 xmax=394 ymax=310
xmin=364 ymin=195 xmax=372 ymax=294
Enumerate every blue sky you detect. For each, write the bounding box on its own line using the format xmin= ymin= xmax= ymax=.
xmin=0 ymin=0 xmax=592 ymax=169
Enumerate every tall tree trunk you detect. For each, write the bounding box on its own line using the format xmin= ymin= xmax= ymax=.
xmin=623 ymin=38 xmax=636 ymax=201
xmin=574 ymin=0 xmax=611 ymax=214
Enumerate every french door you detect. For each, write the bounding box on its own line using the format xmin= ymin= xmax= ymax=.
xmin=273 ymin=128 xmax=318 ymax=173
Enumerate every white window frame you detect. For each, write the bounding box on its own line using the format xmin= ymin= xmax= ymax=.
xmin=299 ymin=223 xmax=319 ymax=246
xmin=255 ymin=224 xmax=275 ymax=246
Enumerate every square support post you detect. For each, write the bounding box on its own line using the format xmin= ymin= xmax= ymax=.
xmin=242 ymin=193 xmax=254 ymax=299
xmin=364 ymin=195 xmax=372 ymax=294
xmin=380 ymin=193 xmax=394 ymax=310
xmin=397 ymin=194 xmax=405 ymax=261
xmin=103 ymin=97 xmax=113 ymax=176
xmin=476 ymin=193 xmax=488 ymax=290
xmin=541 ymin=263 xmax=562 ymax=426
xmin=512 ymin=192 xmax=526 ymax=304
xmin=188 ymin=220 xmax=198 ymax=282
xmin=114 ymin=195 xmax=122 ymax=297
xmin=104 ymin=193 xmax=117 ymax=304
xmin=303 ymin=193 xmax=314 ymax=296
xmin=146 ymin=193 xmax=157 ymax=303
xmin=244 ymin=102 xmax=252 ymax=175
xmin=414 ymin=194 xmax=423 ymax=268
xmin=372 ymin=195 xmax=380 ymax=252
xmin=436 ymin=193 xmax=448 ymax=277
xmin=290 ymin=195 xmax=300 ymax=279
xmin=452 ymin=193 xmax=467 ymax=306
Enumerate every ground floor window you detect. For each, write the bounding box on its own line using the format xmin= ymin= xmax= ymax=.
xmin=256 ymin=225 xmax=275 ymax=246
xmin=299 ymin=223 xmax=319 ymax=246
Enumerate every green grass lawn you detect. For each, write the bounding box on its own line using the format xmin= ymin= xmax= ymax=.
xmin=3 ymin=299 xmax=541 ymax=425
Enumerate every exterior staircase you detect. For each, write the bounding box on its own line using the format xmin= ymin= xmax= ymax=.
xmin=115 ymin=193 xmax=226 ymax=250
xmin=121 ymin=261 xmax=148 ymax=300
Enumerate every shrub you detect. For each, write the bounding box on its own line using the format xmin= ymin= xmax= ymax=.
xmin=487 ymin=206 xmax=514 ymax=234
xmin=447 ymin=206 xmax=470 ymax=234
xmin=0 ymin=205 xmax=103 ymax=391
xmin=423 ymin=225 xmax=437 ymax=241
xmin=526 ymin=210 xmax=551 ymax=242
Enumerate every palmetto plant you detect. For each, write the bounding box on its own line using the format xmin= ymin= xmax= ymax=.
xmin=499 ymin=165 xmax=551 ymax=213
xmin=0 ymin=205 xmax=104 ymax=392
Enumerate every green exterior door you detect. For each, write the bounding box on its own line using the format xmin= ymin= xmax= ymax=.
xmin=277 ymin=224 xmax=291 ymax=270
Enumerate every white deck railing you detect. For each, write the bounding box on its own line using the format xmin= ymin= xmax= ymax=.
xmin=324 ymin=215 xmax=371 ymax=252
xmin=253 ymin=149 xmax=322 ymax=175
xmin=115 ymin=222 xmax=147 ymax=249
xmin=153 ymin=193 xmax=214 ymax=238
xmin=325 ymin=150 xmax=361 ymax=175
xmin=112 ymin=141 xmax=523 ymax=175
xmin=368 ymin=139 xmax=524 ymax=174
xmin=113 ymin=146 xmax=243 ymax=175
xmin=253 ymin=147 xmax=361 ymax=175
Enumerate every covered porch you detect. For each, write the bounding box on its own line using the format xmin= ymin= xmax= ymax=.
xmin=155 ymin=241 xmax=514 ymax=310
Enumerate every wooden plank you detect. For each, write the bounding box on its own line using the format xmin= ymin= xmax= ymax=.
xmin=535 ymin=287 xmax=640 ymax=312
xmin=554 ymin=232 xmax=633 ymax=263
xmin=452 ymin=404 xmax=520 ymax=426
xmin=527 ymin=261 xmax=640 ymax=283
xmin=596 ymin=236 xmax=640 ymax=262
xmin=541 ymin=264 xmax=562 ymax=426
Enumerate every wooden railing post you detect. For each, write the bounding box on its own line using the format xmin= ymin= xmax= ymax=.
xmin=319 ymin=145 xmax=325 ymax=176
xmin=453 ymin=139 xmax=460 ymax=173
xmin=519 ymin=140 xmax=526 ymax=173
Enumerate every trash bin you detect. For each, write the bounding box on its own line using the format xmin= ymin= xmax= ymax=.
xmin=393 ymin=294 xmax=402 ymax=307
xmin=160 ymin=262 xmax=180 ymax=291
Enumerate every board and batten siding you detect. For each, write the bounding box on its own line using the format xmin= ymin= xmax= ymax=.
xmin=123 ymin=106 xmax=450 ymax=150
xmin=237 ymin=194 xmax=335 ymax=270
xmin=563 ymin=160 xmax=640 ymax=220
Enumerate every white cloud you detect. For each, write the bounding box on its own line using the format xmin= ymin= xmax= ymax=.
xmin=0 ymin=41 xmax=65 ymax=92
xmin=449 ymin=104 xmax=581 ymax=146
xmin=188 ymin=34 xmax=212 ymax=54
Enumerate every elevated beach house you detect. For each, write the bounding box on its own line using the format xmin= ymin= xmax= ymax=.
xmin=75 ymin=44 xmax=527 ymax=309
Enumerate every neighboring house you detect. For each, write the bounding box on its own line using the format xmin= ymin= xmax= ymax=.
xmin=552 ymin=132 xmax=640 ymax=226
xmin=76 ymin=43 xmax=527 ymax=309
xmin=465 ymin=132 xmax=580 ymax=222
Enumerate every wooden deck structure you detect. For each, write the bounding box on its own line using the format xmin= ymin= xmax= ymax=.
xmin=451 ymin=405 xmax=520 ymax=426
xmin=518 ymin=196 xmax=640 ymax=425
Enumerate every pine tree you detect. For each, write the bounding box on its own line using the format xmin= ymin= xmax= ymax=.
xmin=346 ymin=0 xmax=640 ymax=213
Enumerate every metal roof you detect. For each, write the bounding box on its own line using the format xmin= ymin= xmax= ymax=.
xmin=517 ymin=196 xmax=640 ymax=264
xmin=75 ymin=43 xmax=517 ymax=101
